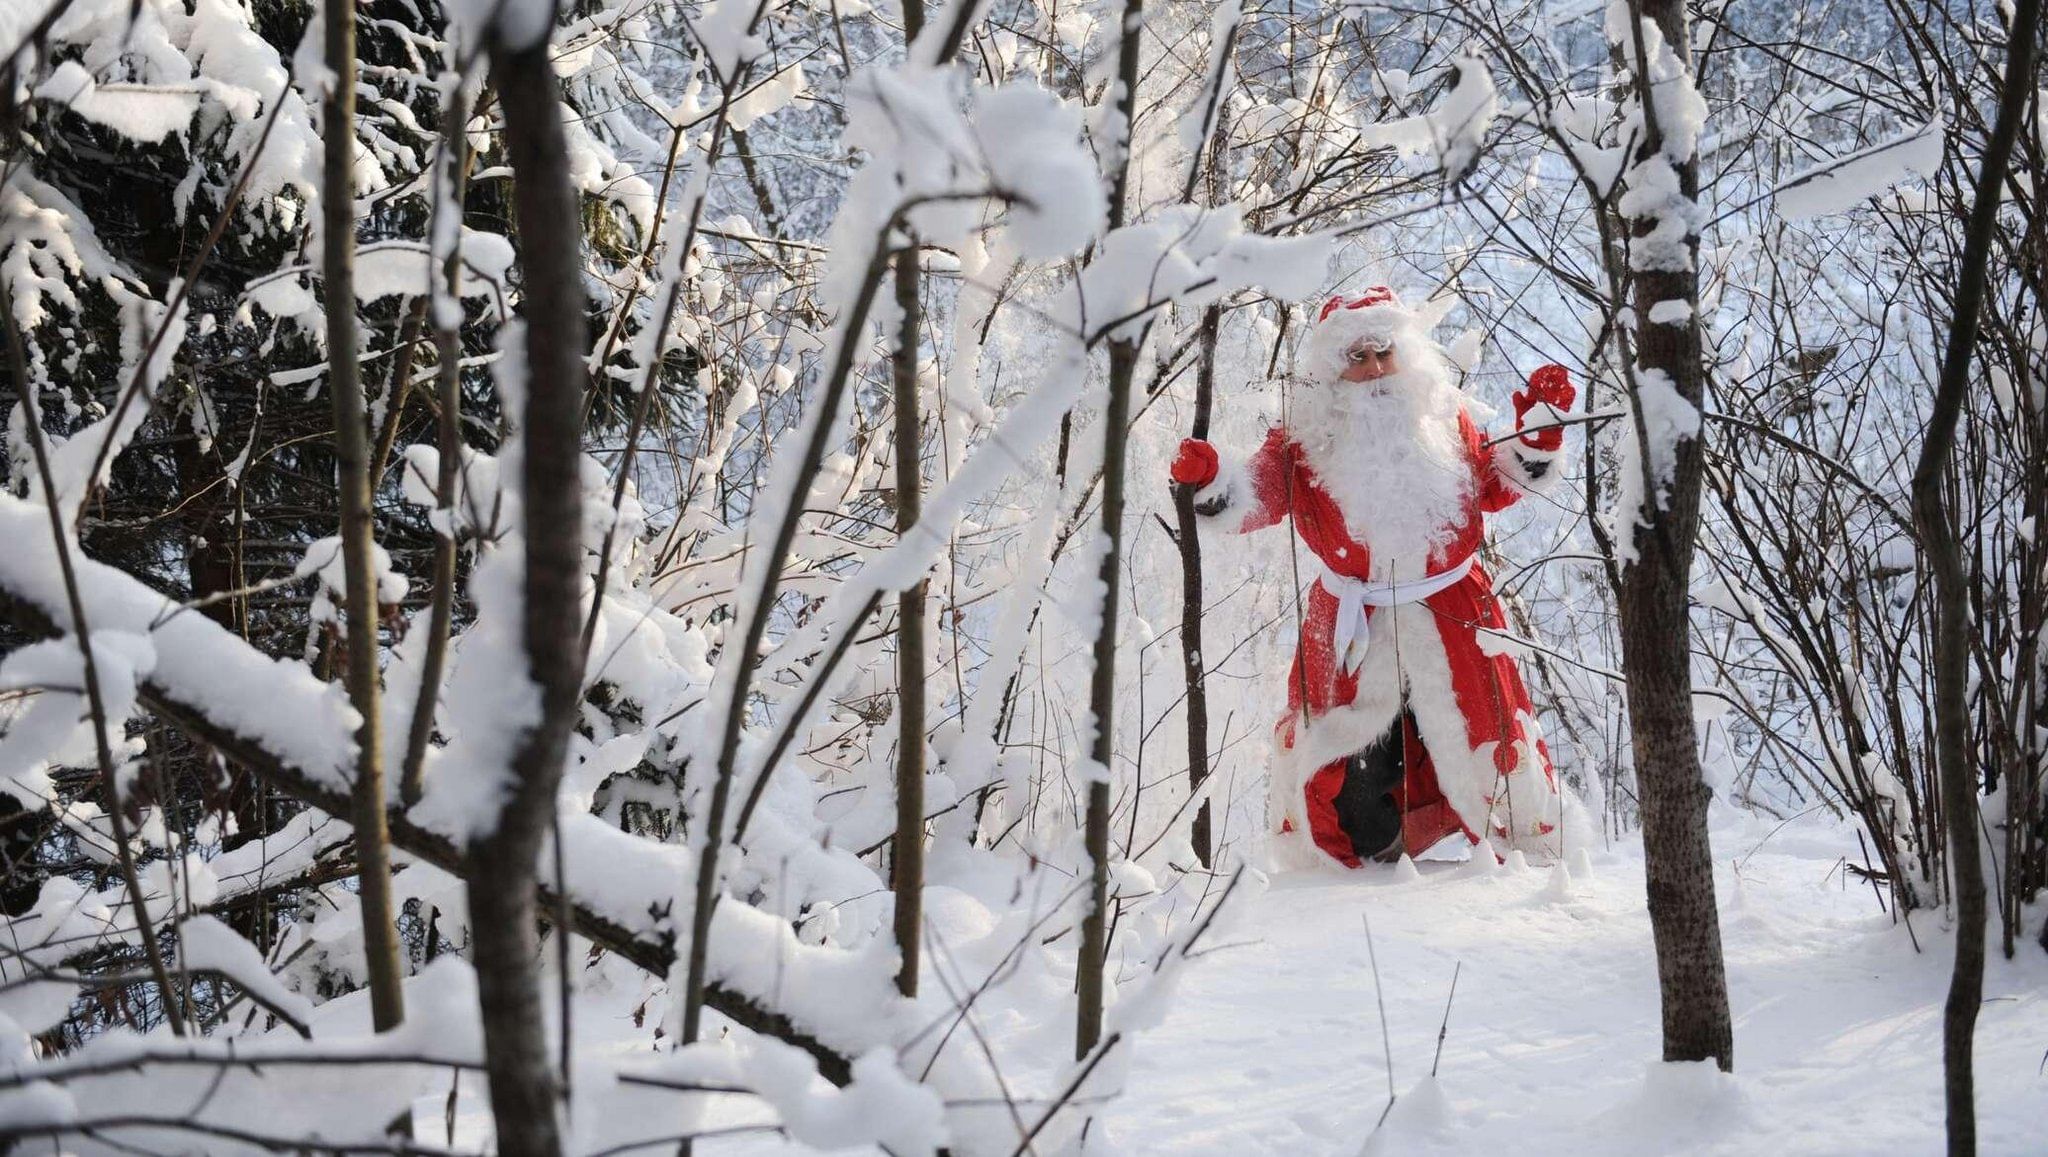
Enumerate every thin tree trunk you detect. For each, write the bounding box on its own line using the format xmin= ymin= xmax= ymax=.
xmin=471 ymin=17 xmax=589 ymax=1155
xmin=1076 ymin=0 xmax=1145 ymax=1061
xmin=887 ymin=0 xmax=927 ymax=1006
xmin=1173 ymin=81 xmax=1232 ymax=871
xmin=1078 ymin=339 xmax=1136 ymax=1059
xmin=1615 ymin=0 xmax=1729 ymax=1070
xmin=1909 ymin=0 xmax=2040 ymax=1150
xmin=1172 ymin=302 xmax=1218 ymax=869
xmin=732 ymin=126 xmax=782 ymax=238
xmin=323 ymin=0 xmax=404 ymax=1033
xmin=369 ymin=294 xmax=429 ymax=485
xmin=400 ymin=84 xmax=477 ymax=808
xmin=890 ymin=235 xmax=926 ymax=1000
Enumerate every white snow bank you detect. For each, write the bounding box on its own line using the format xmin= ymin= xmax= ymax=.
xmin=1091 ymin=810 xmax=2048 ymax=1155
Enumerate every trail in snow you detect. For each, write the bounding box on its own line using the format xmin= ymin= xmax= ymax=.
xmin=1095 ymin=810 xmax=2048 ymax=1155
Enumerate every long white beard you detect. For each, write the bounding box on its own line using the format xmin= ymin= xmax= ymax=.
xmin=1287 ymin=361 xmax=1472 ymax=581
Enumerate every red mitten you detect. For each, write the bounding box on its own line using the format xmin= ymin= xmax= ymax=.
xmin=1170 ymin=438 xmax=1220 ymax=487
xmin=1512 ymin=364 xmax=1576 ymax=451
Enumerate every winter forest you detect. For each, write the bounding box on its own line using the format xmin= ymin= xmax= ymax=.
xmin=0 ymin=0 xmax=2045 ymax=1149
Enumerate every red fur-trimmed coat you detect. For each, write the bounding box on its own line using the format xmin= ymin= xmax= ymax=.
xmin=1195 ymin=408 xmax=1571 ymax=867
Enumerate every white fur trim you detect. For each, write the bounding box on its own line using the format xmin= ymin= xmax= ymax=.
xmin=1189 ymin=453 xmax=1264 ymax=534
xmin=1265 ymin=596 xmax=1579 ymax=860
xmin=1493 ymin=439 xmax=1567 ymax=497
xmin=1190 ymin=454 xmax=1242 ymax=511
xmin=1299 ymin=307 xmax=1428 ymax=382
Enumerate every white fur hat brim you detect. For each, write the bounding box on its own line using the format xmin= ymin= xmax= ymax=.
xmin=1300 ymin=295 xmax=1428 ymax=381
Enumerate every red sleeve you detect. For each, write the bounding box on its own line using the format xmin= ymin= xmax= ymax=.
xmin=1235 ymin=426 xmax=1295 ymax=534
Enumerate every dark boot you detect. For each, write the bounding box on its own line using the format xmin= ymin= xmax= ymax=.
xmin=1334 ymin=716 xmax=1408 ymax=863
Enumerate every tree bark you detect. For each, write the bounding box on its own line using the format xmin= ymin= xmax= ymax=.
xmin=472 ymin=19 xmax=589 ymax=1155
xmin=323 ymin=0 xmax=404 ymax=1033
xmin=1908 ymin=0 xmax=2040 ymax=1150
xmin=1078 ymin=335 xmax=1136 ymax=1059
xmin=1615 ymin=0 xmax=1730 ymax=1071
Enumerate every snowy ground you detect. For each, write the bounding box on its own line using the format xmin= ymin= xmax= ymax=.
xmin=412 ymin=807 xmax=2048 ymax=1156
xmin=1088 ymin=809 xmax=2048 ymax=1155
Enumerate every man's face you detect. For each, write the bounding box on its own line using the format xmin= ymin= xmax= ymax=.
xmin=1340 ymin=338 xmax=1399 ymax=383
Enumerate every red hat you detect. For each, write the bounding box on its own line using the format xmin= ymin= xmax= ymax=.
xmin=1317 ymin=286 xmax=1401 ymax=323
xmin=1303 ymin=285 xmax=1423 ymax=379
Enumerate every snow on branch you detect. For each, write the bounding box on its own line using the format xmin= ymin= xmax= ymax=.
xmin=1355 ymin=55 xmax=1499 ymax=184
xmin=1770 ymin=121 xmax=1944 ymax=219
xmin=0 ymin=492 xmax=861 ymax=1081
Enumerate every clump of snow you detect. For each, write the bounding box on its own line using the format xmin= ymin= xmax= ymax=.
xmin=728 ymin=60 xmax=808 ymax=130
xmin=1360 ymin=1076 xmax=1455 ymax=1154
xmin=0 ymin=495 xmax=360 ymax=795
xmin=1596 ymin=1060 xmax=1755 ymax=1141
xmin=1646 ymin=299 xmax=1692 ymax=326
xmin=1634 ymin=368 xmax=1700 ymax=498
xmin=351 ymin=234 xmax=517 ymax=303
xmin=176 ymin=915 xmax=317 ymax=1026
xmin=34 ymin=61 xmax=200 ymax=144
xmin=0 ymin=978 xmax=81 ymax=1040
xmin=662 ymin=1041 xmax=947 ymax=1153
xmin=1606 ymin=368 xmax=1702 ymax=565
xmin=831 ymin=62 xmax=1105 ymax=299
xmin=406 ymin=546 xmax=543 ymax=843
xmin=974 ymin=84 xmax=1106 ymax=258
xmin=295 ymin=535 xmax=410 ymax=633
xmin=1357 ymin=56 xmax=1499 ymax=181
xmin=1064 ymin=204 xmax=1332 ymax=343
xmin=1615 ymin=155 xmax=1700 ymax=272
xmin=1774 ymin=122 xmax=1944 ymax=218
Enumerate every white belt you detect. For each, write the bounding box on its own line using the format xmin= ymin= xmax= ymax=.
xmin=1321 ymin=553 xmax=1475 ymax=673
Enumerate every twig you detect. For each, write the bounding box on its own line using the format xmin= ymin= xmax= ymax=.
xmin=1362 ymin=912 xmax=1396 ymax=1128
xmin=1431 ymin=961 xmax=1461 ymax=1078
xmin=1005 ymin=1034 xmax=1122 ymax=1157
xmin=399 ymin=75 xmax=477 ymax=807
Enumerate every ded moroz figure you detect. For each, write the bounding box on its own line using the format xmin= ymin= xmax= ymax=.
xmin=1171 ymin=287 xmax=1584 ymax=868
